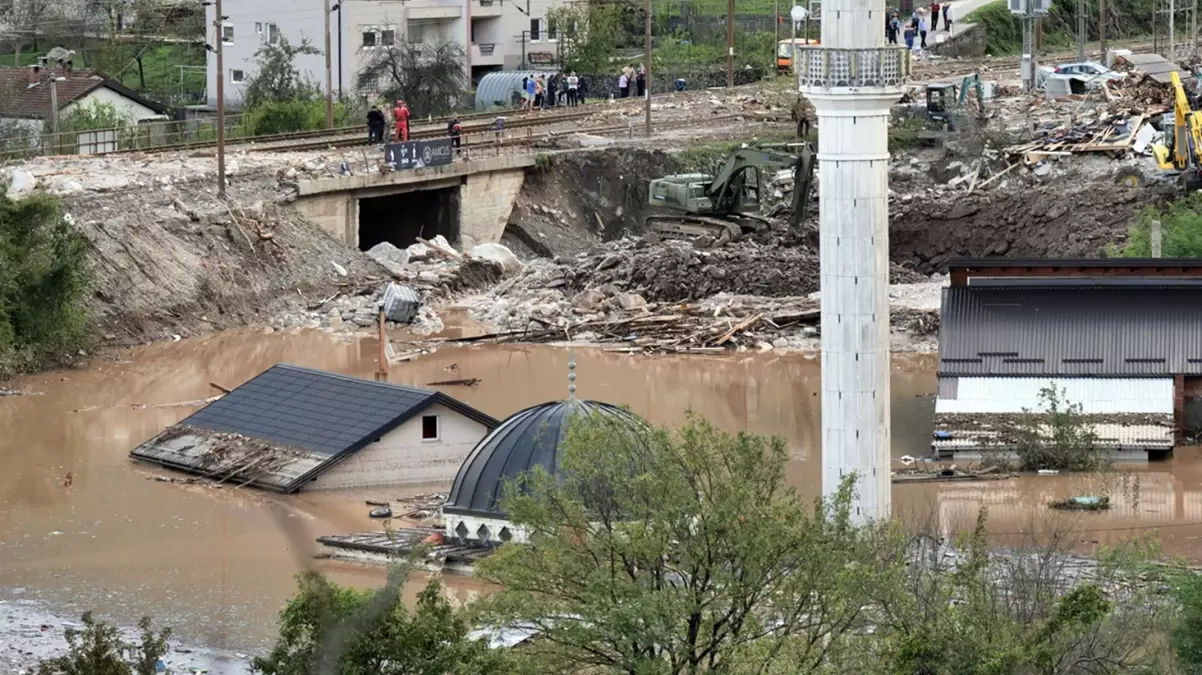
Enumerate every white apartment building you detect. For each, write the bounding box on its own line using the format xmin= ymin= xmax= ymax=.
xmin=205 ymin=0 xmax=566 ymax=107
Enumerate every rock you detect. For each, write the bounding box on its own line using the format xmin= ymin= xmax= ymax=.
xmin=226 ymin=159 xmax=240 ymax=176
xmin=407 ymin=242 xmax=431 ymax=261
xmin=352 ymin=310 xmax=377 ymax=327
xmin=1033 ymin=162 xmax=1053 ymax=177
xmin=417 ymin=270 xmax=440 ymax=283
xmin=617 ymin=293 xmax=648 ymax=310
xmin=773 ymin=337 xmax=790 ymax=348
xmin=284 ymin=167 xmax=298 ymax=179
xmin=331 ymin=261 xmax=349 ymax=277
xmin=6 ymin=169 xmax=37 ymax=198
xmin=428 ymin=234 xmax=458 ymax=257
xmin=572 ymin=289 xmax=607 ymax=311
xmin=469 ymin=243 xmax=523 ymax=276
xmin=367 ymin=242 xmax=410 ymax=275
xmin=597 ymin=253 xmax=625 ymax=271
xmin=328 ymin=309 xmax=343 ymax=330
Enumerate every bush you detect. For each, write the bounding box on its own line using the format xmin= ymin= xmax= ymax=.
xmin=0 ymin=190 xmax=91 ymax=375
xmin=57 ymin=100 xmax=130 ymax=133
xmin=1116 ymin=193 xmax=1202 ymax=258
xmin=37 ymin=612 xmax=170 ymax=675
xmin=985 ymin=384 xmax=1109 ymax=472
xmin=245 ymin=100 xmax=351 ymax=136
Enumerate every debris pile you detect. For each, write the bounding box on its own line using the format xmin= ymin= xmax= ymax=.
xmin=1008 ymin=109 xmax=1149 ymax=157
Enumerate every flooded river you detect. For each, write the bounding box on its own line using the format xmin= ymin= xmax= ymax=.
xmin=3 ymin=328 xmax=1202 ymax=658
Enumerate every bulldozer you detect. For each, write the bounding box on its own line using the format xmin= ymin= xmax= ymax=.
xmin=646 ymin=143 xmax=817 ymax=244
xmin=1118 ymin=70 xmax=1202 ymax=191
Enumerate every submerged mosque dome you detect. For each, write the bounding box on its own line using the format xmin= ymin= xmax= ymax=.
xmin=442 ymin=399 xmax=643 ymax=544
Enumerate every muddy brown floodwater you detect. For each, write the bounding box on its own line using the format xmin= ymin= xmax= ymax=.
xmin=4 ymin=329 xmax=1202 ymax=660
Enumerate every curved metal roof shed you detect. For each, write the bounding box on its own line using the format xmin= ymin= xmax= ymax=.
xmin=474 ymin=70 xmax=557 ymax=110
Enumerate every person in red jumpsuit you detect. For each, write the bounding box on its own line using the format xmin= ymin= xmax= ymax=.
xmin=393 ymin=99 xmax=411 ymax=141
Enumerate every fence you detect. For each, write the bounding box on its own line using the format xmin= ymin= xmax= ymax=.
xmin=0 ymin=113 xmax=255 ymax=162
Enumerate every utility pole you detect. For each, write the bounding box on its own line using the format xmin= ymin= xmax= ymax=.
xmin=726 ymin=0 xmax=734 ymax=87
xmin=1077 ymin=0 xmax=1085 ymax=59
xmin=775 ymin=0 xmax=780 ymax=71
xmin=1193 ymin=0 xmax=1198 ymax=52
xmin=214 ymin=0 xmax=226 ymax=199
xmin=1100 ymin=0 xmax=1107 ymax=61
xmin=323 ymin=0 xmax=334 ymax=129
xmin=1171 ymin=0 xmax=1176 ymax=59
xmin=644 ymin=0 xmax=652 ymax=135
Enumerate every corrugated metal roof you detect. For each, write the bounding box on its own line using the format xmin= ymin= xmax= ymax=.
xmin=935 ymin=377 xmax=1173 ymax=414
xmin=474 ymin=70 xmax=556 ymax=110
xmin=931 ymin=423 xmax=1173 ymax=452
xmin=938 ymin=286 xmax=1202 ymax=376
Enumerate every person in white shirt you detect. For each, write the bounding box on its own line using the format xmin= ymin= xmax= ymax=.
xmin=567 ymin=72 xmax=580 ymax=106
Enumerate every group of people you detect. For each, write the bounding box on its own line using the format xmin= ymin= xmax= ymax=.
xmin=617 ymin=64 xmax=647 ymax=98
xmin=366 ymin=99 xmax=411 ymax=144
xmin=521 ymin=72 xmax=585 ymax=110
xmin=885 ymin=3 xmax=953 ymax=52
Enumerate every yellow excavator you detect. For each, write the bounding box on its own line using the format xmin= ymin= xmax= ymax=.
xmin=1120 ymin=71 xmax=1202 ymax=190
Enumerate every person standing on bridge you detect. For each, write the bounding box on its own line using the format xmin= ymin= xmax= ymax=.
xmin=930 ymin=1 xmax=940 ymax=31
xmin=393 ymin=100 xmax=411 ymax=142
xmin=447 ymin=116 xmax=462 ymax=152
xmin=943 ymin=2 xmax=952 ymax=32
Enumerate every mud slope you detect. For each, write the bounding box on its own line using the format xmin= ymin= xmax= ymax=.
xmin=70 ymin=175 xmax=381 ymax=344
xmin=888 ymin=183 xmax=1161 ymax=273
xmin=505 ymin=148 xmax=680 ymax=258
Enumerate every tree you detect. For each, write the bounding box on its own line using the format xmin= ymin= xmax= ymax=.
xmin=546 ymin=2 xmax=629 ymax=74
xmin=987 ymin=384 xmax=1108 ymax=472
xmin=37 ymin=612 xmax=171 ymax=675
xmin=475 ymin=414 xmax=892 ymax=674
xmin=357 ymin=40 xmax=466 ymax=117
xmin=58 ymin=99 xmax=131 ymax=132
xmin=0 ymin=0 xmax=56 ymax=64
xmin=0 ymin=189 xmax=90 ymax=374
xmin=242 ymin=36 xmax=322 ymax=108
xmin=252 ymin=567 xmax=518 ymax=675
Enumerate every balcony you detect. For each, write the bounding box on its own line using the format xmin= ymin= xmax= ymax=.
xmin=472 ymin=0 xmax=503 ymax=17
xmin=472 ymin=43 xmax=503 ymax=66
xmin=796 ymin=46 xmax=909 ymax=91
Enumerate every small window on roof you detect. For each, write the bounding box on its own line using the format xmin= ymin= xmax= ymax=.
xmin=422 ymin=415 xmax=439 ymax=440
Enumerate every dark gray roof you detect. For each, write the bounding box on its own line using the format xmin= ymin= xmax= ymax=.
xmin=184 ymin=364 xmax=497 ymax=456
xmin=132 ymin=364 xmax=499 ymax=492
xmin=444 ymin=399 xmax=644 ymax=518
xmin=939 ymin=285 xmax=1202 ymax=377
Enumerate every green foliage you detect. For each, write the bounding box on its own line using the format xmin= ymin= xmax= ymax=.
xmin=37 ymin=613 xmax=171 ymax=675
xmin=475 ymin=413 xmax=894 ymax=674
xmin=968 ymin=0 xmax=1156 ymax=54
xmin=245 ymin=100 xmax=351 ymax=136
xmin=357 ymin=41 xmax=467 ymax=118
xmin=0 ymin=190 xmax=91 ymax=375
xmin=549 ymin=3 xmax=630 ymax=74
xmin=242 ymin=37 xmax=322 ymax=109
xmin=1172 ymin=572 xmax=1202 ymax=672
xmin=1117 ymin=193 xmax=1202 ymax=258
xmin=57 ymin=100 xmax=130 ymax=133
xmin=252 ymin=568 xmax=515 ymax=675
xmin=985 ymin=384 xmax=1109 ymax=472
xmin=839 ymin=511 xmax=1176 ymax=675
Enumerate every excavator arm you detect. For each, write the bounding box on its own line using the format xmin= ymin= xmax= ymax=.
xmin=707 ymin=148 xmax=803 ymax=213
xmin=1156 ymin=71 xmax=1202 ymax=174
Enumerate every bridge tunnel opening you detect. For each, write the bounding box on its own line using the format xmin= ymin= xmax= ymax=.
xmin=357 ymin=187 xmax=460 ymax=251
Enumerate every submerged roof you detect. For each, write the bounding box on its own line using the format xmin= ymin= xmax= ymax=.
xmin=939 ymin=285 xmax=1202 ymax=377
xmin=444 ymin=399 xmax=644 ymax=518
xmin=131 ymin=364 xmax=499 ymax=492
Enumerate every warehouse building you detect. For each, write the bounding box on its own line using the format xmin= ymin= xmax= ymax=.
xmin=933 ymin=259 xmax=1202 ymax=460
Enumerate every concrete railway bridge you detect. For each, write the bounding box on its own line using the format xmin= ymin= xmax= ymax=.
xmin=292 ymin=148 xmax=535 ymax=252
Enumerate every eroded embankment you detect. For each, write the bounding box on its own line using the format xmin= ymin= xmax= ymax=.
xmin=70 ymin=175 xmax=383 ymax=346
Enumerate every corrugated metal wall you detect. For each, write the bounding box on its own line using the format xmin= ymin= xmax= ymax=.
xmin=935 ymin=377 xmax=1174 ymax=414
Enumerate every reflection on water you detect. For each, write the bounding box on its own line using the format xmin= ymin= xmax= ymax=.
xmin=3 ymin=328 xmax=1202 ymax=654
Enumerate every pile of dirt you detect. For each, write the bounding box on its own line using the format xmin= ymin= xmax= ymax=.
xmin=70 ymin=173 xmax=386 ymax=346
xmin=564 ymin=238 xmax=930 ymax=303
xmin=889 ymin=181 xmax=1161 ymax=273
xmin=505 ymin=148 xmax=682 ymax=258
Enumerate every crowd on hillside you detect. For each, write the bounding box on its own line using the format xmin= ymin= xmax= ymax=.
xmin=885 ymin=2 xmax=954 ymax=54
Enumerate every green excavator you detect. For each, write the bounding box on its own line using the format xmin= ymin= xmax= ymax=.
xmin=646 ymin=143 xmax=817 ymax=244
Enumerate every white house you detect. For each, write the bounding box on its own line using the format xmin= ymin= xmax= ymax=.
xmin=130 ymin=364 xmax=500 ymax=492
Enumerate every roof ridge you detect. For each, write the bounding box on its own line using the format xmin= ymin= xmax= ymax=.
xmin=273 ymin=363 xmax=435 ymax=397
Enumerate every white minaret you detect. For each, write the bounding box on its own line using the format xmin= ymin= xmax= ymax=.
xmin=797 ymin=4 xmax=908 ymax=522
